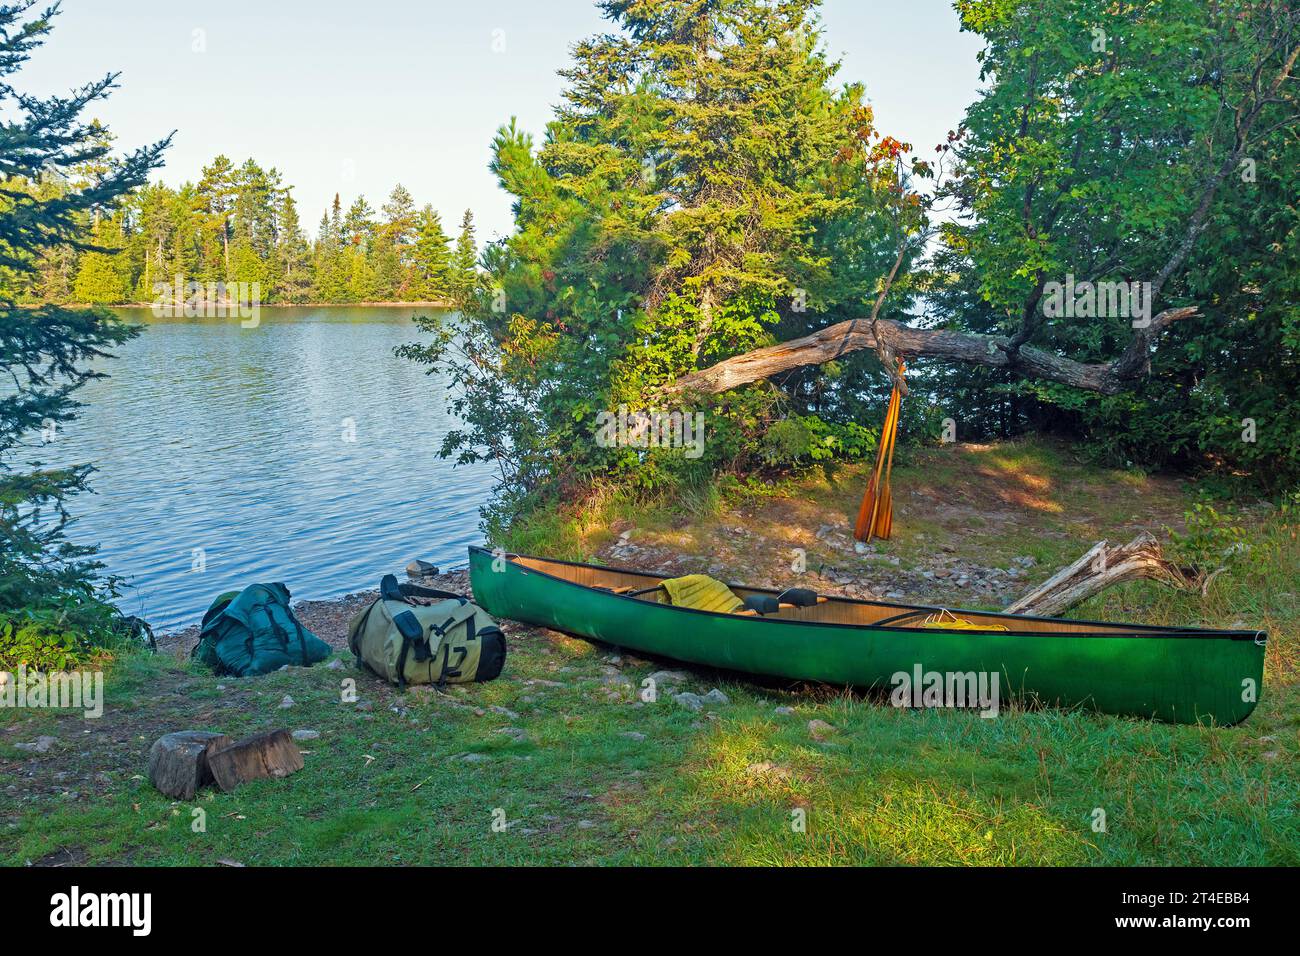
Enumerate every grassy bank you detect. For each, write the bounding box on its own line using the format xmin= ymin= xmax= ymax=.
xmin=3 ymin=440 xmax=1295 ymax=865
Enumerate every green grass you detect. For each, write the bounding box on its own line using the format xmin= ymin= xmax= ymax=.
xmin=3 ymin=634 xmax=1293 ymax=865
xmin=2 ymin=438 xmax=1295 ymax=866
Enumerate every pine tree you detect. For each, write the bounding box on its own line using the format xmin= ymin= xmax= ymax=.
xmin=131 ymin=182 xmax=180 ymax=302
xmin=228 ymin=236 xmax=269 ymax=295
xmin=7 ymin=148 xmax=477 ymax=310
xmin=404 ymin=0 xmax=906 ymax=520
xmin=343 ymin=196 xmax=376 ymax=249
xmin=171 ymin=183 xmax=203 ymax=295
xmin=3 ymin=174 xmax=76 ymax=302
xmin=231 ymin=160 xmax=277 ymax=262
xmin=348 ymin=249 xmax=379 ymax=302
xmin=330 ymin=192 xmax=344 ymax=240
xmin=375 ymin=184 xmax=418 ymax=298
xmin=196 ymin=154 xmax=236 ymax=280
xmin=312 ymin=196 xmax=350 ymax=302
xmin=381 ymin=184 xmax=417 ymax=244
xmin=451 ymin=208 xmax=478 ymax=302
xmin=0 ymin=1 xmax=169 ymax=627
xmin=275 ymin=189 xmax=312 ymax=303
xmin=412 ymin=205 xmax=453 ymax=301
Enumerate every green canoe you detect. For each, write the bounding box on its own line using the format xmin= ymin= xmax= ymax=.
xmin=467 ymin=547 xmax=1266 ymax=725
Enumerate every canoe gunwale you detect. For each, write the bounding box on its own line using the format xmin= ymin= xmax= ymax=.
xmin=468 ymin=546 xmax=1266 ymax=644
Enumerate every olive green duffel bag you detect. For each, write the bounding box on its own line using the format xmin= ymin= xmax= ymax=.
xmin=347 ymin=574 xmax=506 ymax=687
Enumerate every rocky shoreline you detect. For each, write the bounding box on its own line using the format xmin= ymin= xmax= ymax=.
xmin=598 ymin=527 xmax=1040 ymax=609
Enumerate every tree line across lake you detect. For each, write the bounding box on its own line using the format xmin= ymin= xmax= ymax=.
xmin=5 ymin=148 xmax=479 ymax=307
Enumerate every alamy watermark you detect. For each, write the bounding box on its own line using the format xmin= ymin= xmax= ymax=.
xmin=1042 ymin=274 xmax=1152 ymax=327
xmin=1 ymin=665 xmax=104 ymax=718
xmin=49 ymin=886 xmax=150 ymax=936
xmin=890 ymin=664 xmax=1000 ymax=718
xmin=152 ymin=277 xmax=261 ymax=327
xmin=595 ymin=404 xmax=705 ymax=459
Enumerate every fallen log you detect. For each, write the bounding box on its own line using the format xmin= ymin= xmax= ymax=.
xmin=207 ymin=729 xmax=304 ymax=793
xmin=1003 ymin=531 xmax=1218 ymax=618
xmin=147 ymin=731 xmax=234 ymax=799
xmin=661 ymin=309 xmax=1198 ymax=398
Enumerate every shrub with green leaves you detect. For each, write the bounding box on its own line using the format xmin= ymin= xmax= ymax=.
xmin=0 ymin=614 xmax=100 ymax=672
xmin=760 ymin=415 xmax=877 ymax=470
xmin=1168 ymin=504 xmax=1251 ymax=570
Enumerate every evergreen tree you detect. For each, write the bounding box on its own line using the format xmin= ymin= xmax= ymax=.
xmin=0 ymin=1 xmax=169 ymax=628
xmin=32 ymin=234 xmax=76 ymax=302
xmin=380 ymin=184 xmax=417 ymax=244
xmin=343 ymin=195 xmax=376 ymax=249
xmin=196 ymin=154 xmax=236 ymax=280
xmin=7 ymin=151 xmax=473 ymax=309
xmin=312 ymin=195 xmax=350 ymax=301
xmin=340 ymin=196 xmax=377 ymax=301
xmin=2 ymin=173 xmax=75 ymax=302
xmin=412 ymin=204 xmax=453 ymax=301
xmin=228 ymin=235 xmax=269 ymax=294
xmin=275 ymin=188 xmax=312 ymax=303
xmin=171 ymin=183 xmax=203 ymax=294
xmin=404 ymin=0 xmax=903 ymax=526
xmin=131 ymin=182 xmax=182 ymax=302
xmin=450 ymin=208 xmax=478 ymax=302
xmin=348 ymin=249 xmax=379 ymax=302
xmin=375 ymin=184 xmax=418 ymax=298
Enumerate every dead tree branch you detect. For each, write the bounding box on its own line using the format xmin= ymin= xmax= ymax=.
xmin=1002 ymin=531 xmax=1218 ymax=617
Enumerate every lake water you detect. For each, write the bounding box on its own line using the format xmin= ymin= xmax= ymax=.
xmin=45 ymin=306 xmax=495 ymax=631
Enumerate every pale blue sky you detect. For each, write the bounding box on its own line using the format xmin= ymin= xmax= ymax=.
xmin=19 ymin=0 xmax=984 ymax=244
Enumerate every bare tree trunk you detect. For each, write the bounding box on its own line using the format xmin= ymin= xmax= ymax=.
xmin=1002 ymin=531 xmax=1217 ymax=617
xmin=866 ymin=241 xmax=910 ymax=393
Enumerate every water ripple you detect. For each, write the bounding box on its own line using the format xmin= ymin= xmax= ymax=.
xmin=43 ymin=306 xmax=495 ymax=630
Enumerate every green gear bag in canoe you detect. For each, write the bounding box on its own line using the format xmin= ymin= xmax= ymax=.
xmin=191 ymin=583 xmax=332 ymax=677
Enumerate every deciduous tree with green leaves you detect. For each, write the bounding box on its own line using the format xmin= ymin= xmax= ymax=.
xmin=918 ymin=0 xmax=1300 ymax=482
xmin=663 ymin=0 xmax=1300 ymax=484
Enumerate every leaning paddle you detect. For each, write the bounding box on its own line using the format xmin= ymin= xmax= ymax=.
xmin=854 ymin=362 xmax=904 ymax=542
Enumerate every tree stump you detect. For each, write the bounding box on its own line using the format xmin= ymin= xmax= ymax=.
xmin=1003 ymin=531 xmax=1215 ymax=617
xmin=207 ymin=729 xmax=304 ymax=793
xmin=147 ymin=731 xmax=234 ymax=799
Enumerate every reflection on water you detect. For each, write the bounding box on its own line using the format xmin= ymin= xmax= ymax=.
xmin=46 ymin=306 xmax=494 ymax=630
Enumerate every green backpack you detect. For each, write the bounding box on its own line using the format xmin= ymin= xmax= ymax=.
xmin=192 ymin=583 xmax=332 ymax=677
xmin=347 ymin=575 xmax=506 ymax=688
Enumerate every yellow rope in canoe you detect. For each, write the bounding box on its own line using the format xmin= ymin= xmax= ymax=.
xmin=918 ymin=609 xmax=1009 ymax=631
